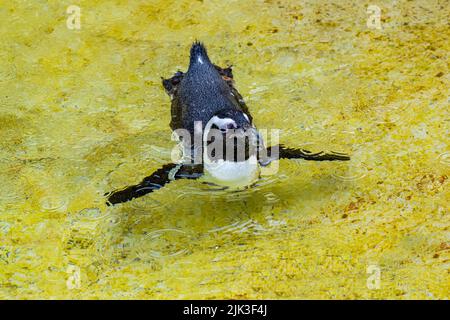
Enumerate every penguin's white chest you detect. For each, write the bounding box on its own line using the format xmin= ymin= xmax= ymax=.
xmin=203 ymin=155 xmax=260 ymax=188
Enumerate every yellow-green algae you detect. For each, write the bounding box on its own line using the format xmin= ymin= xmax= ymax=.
xmin=0 ymin=0 xmax=449 ymax=299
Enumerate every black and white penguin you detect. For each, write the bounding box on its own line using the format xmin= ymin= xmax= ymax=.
xmin=106 ymin=42 xmax=350 ymax=205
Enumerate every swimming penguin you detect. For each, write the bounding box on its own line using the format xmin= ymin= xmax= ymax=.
xmin=106 ymin=42 xmax=350 ymax=205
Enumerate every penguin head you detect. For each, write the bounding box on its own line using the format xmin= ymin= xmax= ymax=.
xmin=204 ymin=109 xmax=257 ymax=162
xmin=209 ymin=109 xmax=252 ymax=134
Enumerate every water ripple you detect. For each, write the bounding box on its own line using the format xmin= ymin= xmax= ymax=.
xmin=331 ymin=162 xmax=369 ymax=182
xmin=129 ymin=196 xmax=167 ymax=214
xmin=438 ymin=152 xmax=450 ymax=166
xmin=208 ymin=218 xmax=267 ymax=235
xmin=134 ymin=228 xmax=191 ymax=259
xmin=40 ymin=196 xmax=68 ymax=212
xmin=76 ymin=207 xmax=110 ymax=221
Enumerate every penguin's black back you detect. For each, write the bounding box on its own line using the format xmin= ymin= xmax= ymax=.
xmin=169 ymin=43 xmax=243 ymax=134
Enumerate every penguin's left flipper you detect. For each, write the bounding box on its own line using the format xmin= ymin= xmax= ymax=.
xmin=259 ymin=144 xmax=350 ymax=165
xmin=105 ymin=163 xmax=203 ymax=206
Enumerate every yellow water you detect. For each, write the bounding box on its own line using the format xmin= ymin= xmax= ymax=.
xmin=0 ymin=0 xmax=449 ymax=299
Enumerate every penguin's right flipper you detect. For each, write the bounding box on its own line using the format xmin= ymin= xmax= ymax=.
xmin=105 ymin=163 xmax=203 ymax=206
xmin=259 ymin=144 xmax=350 ymax=165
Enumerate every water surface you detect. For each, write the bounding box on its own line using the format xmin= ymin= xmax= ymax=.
xmin=0 ymin=0 xmax=448 ymax=299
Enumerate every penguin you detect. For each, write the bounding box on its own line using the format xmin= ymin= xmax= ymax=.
xmin=106 ymin=42 xmax=350 ymax=205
